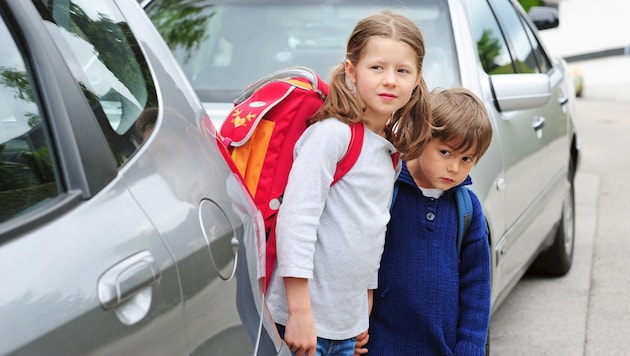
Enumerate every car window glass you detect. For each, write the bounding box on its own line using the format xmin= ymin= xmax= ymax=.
xmin=0 ymin=18 xmax=61 ymax=224
xmin=32 ymin=0 xmax=159 ymax=166
xmin=490 ymin=0 xmax=537 ymax=73
xmin=466 ymin=0 xmax=514 ymax=74
xmin=519 ymin=13 xmax=552 ymax=73
xmin=146 ymin=0 xmax=459 ymax=101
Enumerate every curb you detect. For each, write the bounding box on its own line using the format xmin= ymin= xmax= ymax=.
xmin=564 ymin=46 xmax=630 ymax=62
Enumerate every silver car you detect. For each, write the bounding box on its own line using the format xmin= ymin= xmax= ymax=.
xmin=0 ymin=0 xmax=286 ymax=354
xmin=144 ymin=0 xmax=580 ymax=332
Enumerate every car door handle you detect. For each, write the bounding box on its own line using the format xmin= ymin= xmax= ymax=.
xmin=558 ymin=95 xmax=569 ymax=106
xmin=532 ymin=115 xmax=545 ymax=131
xmin=98 ymin=250 xmax=161 ymax=310
xmin=532 ymin=115 xmax=545 ymax=139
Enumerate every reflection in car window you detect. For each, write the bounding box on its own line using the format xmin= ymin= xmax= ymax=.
xmin=146 ymin=0 xmax=459 ymax=100
xmin=32 ymin=0 xmax=158 ymax=166
xmin=519 ymin=13 xmax=552 ymax=74
xmin=490 ymin=0 xmax=537 ymax=73
xmin=0 ymin=19 xmax=61 ymax=224
xmin=467 ymin=0 xmax=515 ymax=75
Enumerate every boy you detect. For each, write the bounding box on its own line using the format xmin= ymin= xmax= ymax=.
xmin=361 ymin=87 xmax=494 ymax=355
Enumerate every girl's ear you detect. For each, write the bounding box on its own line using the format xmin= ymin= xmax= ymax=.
xmin=344 ymin=59 xmax=356 ymax=84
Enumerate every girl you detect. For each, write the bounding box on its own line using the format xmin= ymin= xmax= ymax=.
xmin=265 ymin=10 xmax=432 ymax=356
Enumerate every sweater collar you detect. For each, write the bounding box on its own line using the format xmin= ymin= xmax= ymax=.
xmin=397 ymin=160 xmax=472 ymax=192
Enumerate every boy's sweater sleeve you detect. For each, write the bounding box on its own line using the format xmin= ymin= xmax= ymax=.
xmin=455 ymin=189 xmax=491 ymax=356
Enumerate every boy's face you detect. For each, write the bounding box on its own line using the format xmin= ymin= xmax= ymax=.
xmin=413 ymin=138 xmax=477 ymax=190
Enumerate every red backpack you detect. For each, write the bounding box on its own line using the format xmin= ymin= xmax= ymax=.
xmin=220 ymin=67 xmax=364 ymax=291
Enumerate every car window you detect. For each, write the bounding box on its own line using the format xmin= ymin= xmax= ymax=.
xmin=32 ymin=0 xmax=159 ymax=165
xmin=490 ymin=0 xmax=541 ymax=73
xmin=0 ymin=19 xmax=61 ymax=224
xmin=466 ymin=0 xmax=515 ymax=74
xmin=519 ymin=12 xmax=552 ymax=74
xmin=146 ymin=0 xmax=459 ymax=101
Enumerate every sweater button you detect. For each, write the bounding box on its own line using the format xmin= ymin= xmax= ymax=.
xmin=426 ymin=212 xmax=435 ymax=221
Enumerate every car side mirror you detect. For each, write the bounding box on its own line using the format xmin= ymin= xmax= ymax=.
xmin=489 ymin=73 xmax=551 ymax=112
xmin=528 ymin=6 xmax=559 ymax=30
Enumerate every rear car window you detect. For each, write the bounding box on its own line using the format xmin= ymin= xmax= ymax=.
xmin=145 ymin=0 xmax=459 ymax=101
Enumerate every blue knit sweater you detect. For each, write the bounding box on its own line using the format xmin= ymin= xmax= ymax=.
xmin=367 ymin=161 xmax=491 ymax=355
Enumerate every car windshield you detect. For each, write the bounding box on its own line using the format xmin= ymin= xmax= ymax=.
xmin=145 ymin=0 xmax=459 ymax=103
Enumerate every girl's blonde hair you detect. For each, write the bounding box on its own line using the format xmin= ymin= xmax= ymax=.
xmin=430 ymin=87 xmax=493 ymax=161
xmin=311 ymin=10 xmax=432 ymax=160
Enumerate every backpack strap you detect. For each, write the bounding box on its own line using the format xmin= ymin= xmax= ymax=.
xmin=331 ymin=122 xmax=364 ymax=185
xmin=455 ymin=186 xmax=473 ymax=259
xmin=332 ymin=123 xmax=399 ymax=185
xmin=391 ymin=182 xmax=399 ymax=209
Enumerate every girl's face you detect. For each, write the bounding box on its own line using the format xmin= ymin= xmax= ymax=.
xmin=412 ymin=138 xmax=478 ymax=190
xmin=345 ymin=37 xmax=420 ymax=129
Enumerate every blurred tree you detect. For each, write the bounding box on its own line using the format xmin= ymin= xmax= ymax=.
xmin=477 ymin=29 xmax=503 ymax=74
xmin=519 ymin=0 xmax=544 ymax=12
xmin=145 ymin=0 xmax=214 ymax=62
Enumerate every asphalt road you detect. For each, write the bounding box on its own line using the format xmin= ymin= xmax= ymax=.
xmin=489 ymin=96 xmax=630 ymax=355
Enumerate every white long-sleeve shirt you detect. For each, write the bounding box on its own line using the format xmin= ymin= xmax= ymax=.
xmin=266 ymin=118 xmax=399 ymax=340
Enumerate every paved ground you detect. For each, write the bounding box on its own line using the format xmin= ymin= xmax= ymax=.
xmin=489 ymin=97 xmax=630 ymax=355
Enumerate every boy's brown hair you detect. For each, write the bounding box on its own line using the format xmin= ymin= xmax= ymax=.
xmin=430 ymin=87 xmax=493 ymax=161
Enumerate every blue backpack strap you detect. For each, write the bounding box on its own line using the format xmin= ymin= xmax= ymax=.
xmin=391 ymin=182 xmax=399 ymax=211
xmin=455 ymin=186 xmax=473 ymax=259
xmin=391 ymin=185 xmax=471 ymax=258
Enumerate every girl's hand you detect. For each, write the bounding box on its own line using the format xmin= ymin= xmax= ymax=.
xmin=284 ymin=277 xmax=316 ymax=356
xmin=285 ymin=310 xmax=317 ymax=356
xmin=354 ymin=329 xmax=369 ymax=355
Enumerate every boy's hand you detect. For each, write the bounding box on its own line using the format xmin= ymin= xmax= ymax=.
xmin=354 ymin=329 xmax=369 ymax=355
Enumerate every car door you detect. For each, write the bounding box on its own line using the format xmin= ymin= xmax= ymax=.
xmin=465 ymin=0 xmax=557 ymax=294
xmin=0 ymin=0 xmax=187 ymax=354
xmin=513 ymin=0 xmax=573 ymax=232
xmin=115 ymin=0 xmax=279 ymax=353
xmin=490 ymin=0 xmax=571 ymax=286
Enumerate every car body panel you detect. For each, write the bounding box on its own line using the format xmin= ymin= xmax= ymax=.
xmin=0 ymin=0 xmax=281 ymax=354
xmin=1 ymin=183 xmax=187 ymax=355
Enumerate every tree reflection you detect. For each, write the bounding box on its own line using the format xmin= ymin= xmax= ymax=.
xmin=477 ymin=29 xmax=502 ymax=74
xmin=0 ymin=67 xmax=34 ymax=102
xmin=145 ymin=0 xmax=214 ymax=62
xmin=0 ymin=66 xmax=53 ymax=222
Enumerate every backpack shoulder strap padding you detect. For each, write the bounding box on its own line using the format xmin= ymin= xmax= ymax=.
xmin=455 ymin=186 xmax=473 ymax=258
xmin=332 ymin=122 xmax=364 ymax=185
